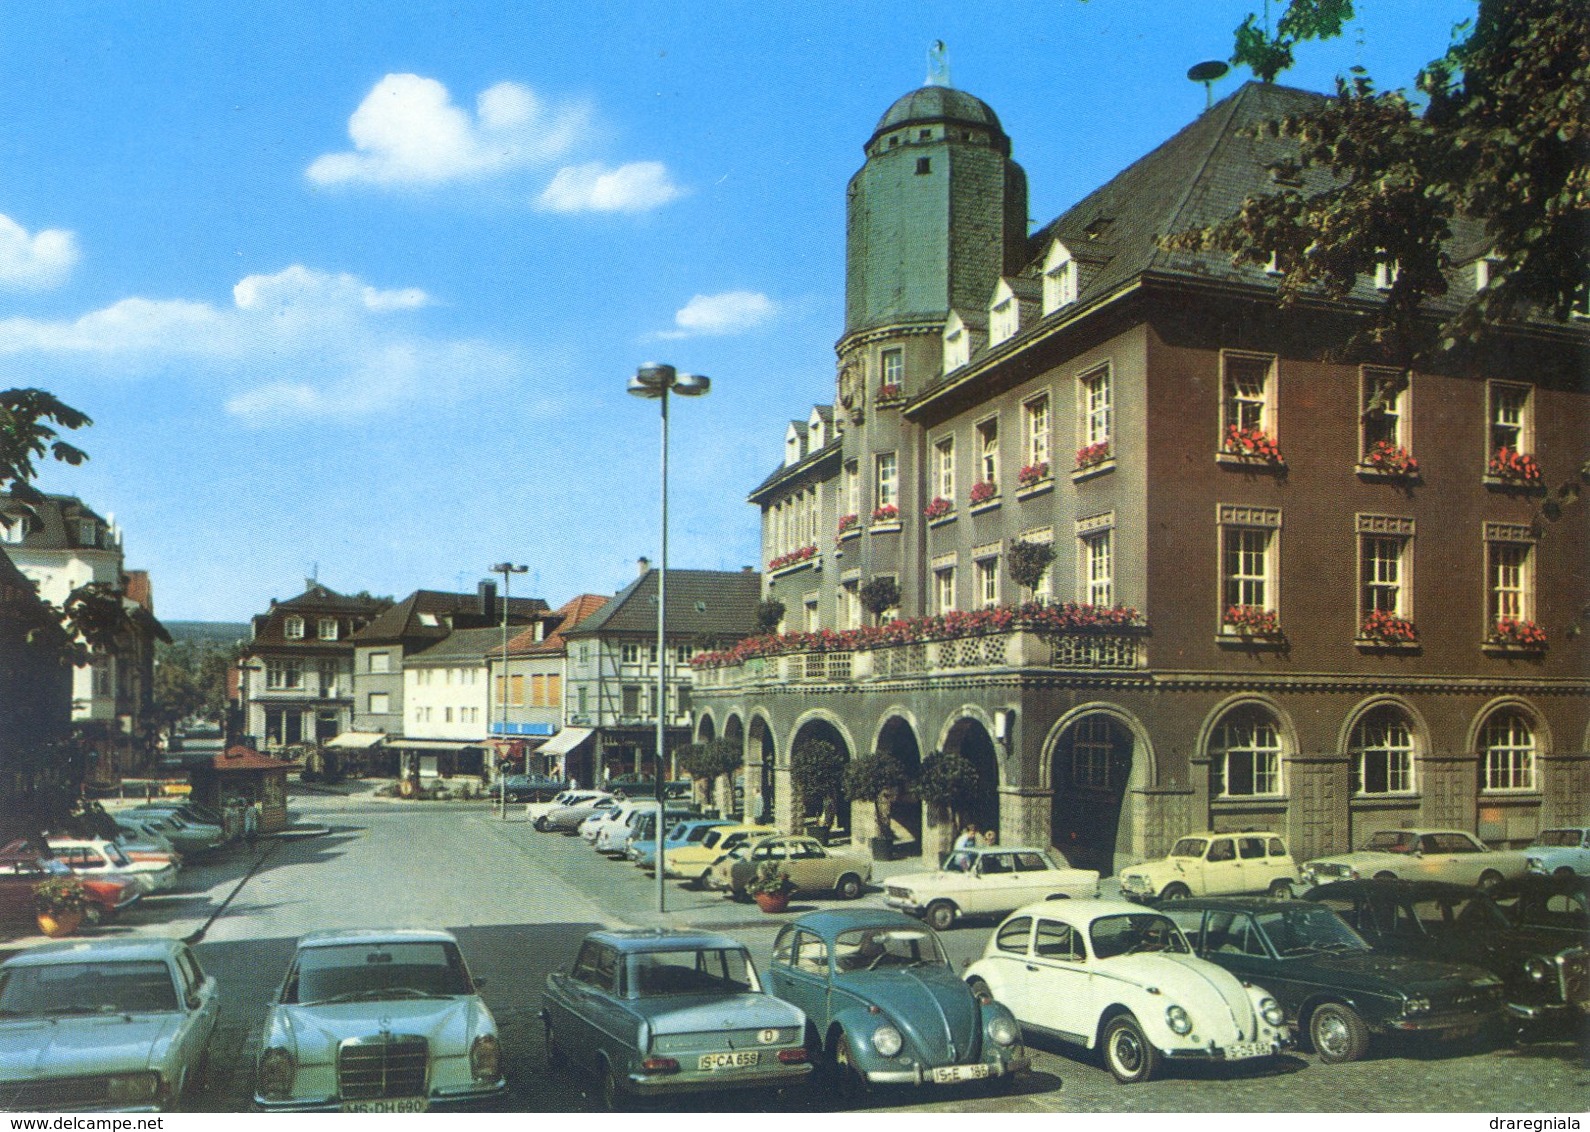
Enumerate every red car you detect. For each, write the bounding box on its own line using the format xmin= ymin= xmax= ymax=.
xmin=0 ymin=856 xmax=140 ymax=926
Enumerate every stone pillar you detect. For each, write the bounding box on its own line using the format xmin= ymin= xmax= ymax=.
xmin=1542 ymin=752 xmax=1590 ymax=825
xmin=922 ymin=809 xmax=955 ymax=865
xmin=1132 ymin=787 xmax=1195 ymax=862
xmin=1420 ymin=750 xmax=1479 ymax=830
xmin=744 ymin=751 xmax=764 ymax=825
xmin=1000 ymin=788 xmax=1050 ymax=851
xmin=1284 ymin=753 xmax=1349 ymax=863
xmin=850 ymin=800 xmax=878 ymax=846
xmin=774 ymin=763 xmax=798 ymax=834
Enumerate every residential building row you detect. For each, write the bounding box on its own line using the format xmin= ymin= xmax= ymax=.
xmin=689 ymin=80 xmax=1589 ymax=869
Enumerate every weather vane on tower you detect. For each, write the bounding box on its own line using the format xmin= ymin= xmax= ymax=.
xmin=926 ymin=40 xmax=951 ymax=87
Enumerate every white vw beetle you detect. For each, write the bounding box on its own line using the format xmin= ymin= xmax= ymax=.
xmin=254 ymin=928 xmax=505 ymax=1112
xmin=965 ymin=899 xmax=1290 ymax=1083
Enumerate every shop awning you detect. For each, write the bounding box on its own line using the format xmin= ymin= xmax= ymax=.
xmin=324 ymin=731 xmax=386 ymax=750
xmin=536 ymin=727 xmax=593 ymax=757
xmin=384 ymin=739 xmax=488 ymax=751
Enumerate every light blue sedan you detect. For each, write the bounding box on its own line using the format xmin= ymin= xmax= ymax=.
xmin=629 ymin=817 xmax=731 ymax=871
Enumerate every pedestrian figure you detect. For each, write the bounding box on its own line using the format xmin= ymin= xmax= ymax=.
xmin=982 ymin=828 xmax=998 ymax=847
xmin=954 ymin=823 xmax=979 ymax=851
xmin=244 ymin=798 xmax=261 ymax=845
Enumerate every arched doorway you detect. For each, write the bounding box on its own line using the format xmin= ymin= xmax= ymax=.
xmin=696 ymin=716 xmax=717 ymax=743
xmin=942 ymin=718 xmax=1000 ymax=838
xmin=876 ymin=716 xmax=923 ymax=855
xmin=723 ymin=715 xmax=746 ymax=818
xmin=790 ymin=719 xmax=852 ymax=840
xmin=748 ymin=715 xmax=775 ymax=823
xmin=1051 ymin=713 xmax=1135 ymax=875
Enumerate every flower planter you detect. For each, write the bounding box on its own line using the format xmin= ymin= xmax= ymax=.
xmin=37 ymin=910 xmax=82 ymax=938
xmin=753 ymin=892 xmax=791 ymax=914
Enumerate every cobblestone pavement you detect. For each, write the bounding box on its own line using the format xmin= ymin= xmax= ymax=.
xmin=24 ymin=787 xmax=1582 ymax=1114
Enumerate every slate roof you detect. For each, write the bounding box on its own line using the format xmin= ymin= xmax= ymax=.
xmin=748 ymin=434 xmax=843 ymax=502
xmin=271 ymin=584 xmax=392 ymax=615
xmin=563 ymin=568 xmax=760 ymax=642
xmin=351 ymin=589 xmax=548 ymax=645
xmin=0 ymin=493 xmax=114 ymax=551
xmin=406 ymin=626 xmax=512 ymax=666
xmin=870 ymin=86 xmax=1006 ymax=147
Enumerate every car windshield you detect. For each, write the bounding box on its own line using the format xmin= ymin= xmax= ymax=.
xmin=1170 ymin=838 xmax=1207 ymax=859
xmin=288 ymin=941 xmax=472 ymax=1004
xmin=943 ymin=851 xmax=976 ymax=874
xmin=834 ymin=926 xmax=947 ymax=972
xmin=627 ymin=947 xmax=757 ymax=997
xmin=1090 ymin=913 xmax=1190 ymax=959
xmin=0 ymin=961 xmax=178 ymax=1016
xmin=1535 ymin=830 xmax=1582 ymax=848
xmin=1254 ymin=905 xmax=1368 ymax=955
xmin=1364 ymin=831 xmax=1418 ymax=853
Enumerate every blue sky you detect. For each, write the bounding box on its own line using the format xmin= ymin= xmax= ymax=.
xmin=1 ymin=1 xmax=1475 ymax=621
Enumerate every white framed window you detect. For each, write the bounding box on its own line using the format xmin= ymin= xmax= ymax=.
xmin=368 ymin=651 xmax=390 ymax=674
xmin=1021 ymin=527 xmax=1055 ymax=604
xmin=1487 ymin=381 xmax=1532 ymax=455
xmin=1222 ymin=525 xmax=1276 ymax=617
xmin=621 ymin=643 xmax=640 ymax=664
xmin=1221 ymin=352 xmax=1275 ymax=439
xmin=1480 ymin=711 xmax=1537 ymax=793
xmin=368 ymin=692 xmax=390 ymax=715
xmin=1023 ymin=394 xmax=1050 ymax=470
xmin=1078 ymin=363 xmax=1112 ymax=448
xmin=934 ymin=565 xmax=956 ymax=614
xmin=943 ymin=321 xmax=969 ymax=372
xmin=1358 ymin=523 xmax=1412 ymax=619
xmin=1360 ymin=367 xmax=1410 ymax=457
xmin=934 ymin=436 xmax=956 ymax=501
xmin=975 ymin=556 xmax=999 ymax=609
xmin=804 ymin=596 xmax=819 ymax=632
xmin=1487 ymin=536 xmax=1534 ymax=626
xmin=1350 ymin=708 xmax=1416 ymax=796
xmin=840 ymin=580 xmax=861 ymax=629
xmin=444 ymin=706 xmax=454 ymax=724
xmin=1042 ymin=241 xmax=1077 ymax=314
xmin=845 ymin=460 xmax=861 ymax=517
xmin=1081 ymin=530 xmax=1113 ymax=607
xmin=318 ymin=661 xmax=338 ymax=695
xmin=1210 ymin=706 xmax=1285 ymax=798
xmin=283 ymin=616 xmax=305 ymax=640
xmin=1071 ymin=717 xmax=1117 ymax=790
xmin=77 ymin=519 xmax=97 ymax=547
xmin=976 ymin=417 xmax=999 ymax=489
xmin=875 ymin=452 xmax=898 ymax=511
xmin=317 ymin=617 xmax=339 ymax=641
xmin=675 ymin=644 xmax=693 ymax=664
xmin=880 ymin=348 xmax=904 ymax=388
xmin=990 ymin=296 xmax=1016 ymax=345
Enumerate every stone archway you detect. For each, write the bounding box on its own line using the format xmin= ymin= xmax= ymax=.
xmin=723 ymin=715 xmax=746 ymax=817
xmin=876 ymin=716 xmax=923 ymax=855
xmin=1050 ymin=712 xmax=1136 ymax=875
xmin=789 ymin=718 xmax=852 ymax=840
xmin=696 ymin=715 xmax=717 ymax=743
xmin=747 ymin=715 xmax=776 ymax=823
xmin=942 ymin=717 xmax=1001 ymax=838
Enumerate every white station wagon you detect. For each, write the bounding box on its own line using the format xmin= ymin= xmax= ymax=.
xmin=885 ymin=845 xmax=1099 ymax=930
xmin=1118 ymin=831 xmax=1300 ymax=901
xmin=965 ymin=899 xmax=1290 ymax=1083
xmin=1524 ymin=827 xmax=1590 ymax=877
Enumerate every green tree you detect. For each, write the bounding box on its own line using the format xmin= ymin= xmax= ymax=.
xmin=1007 ymin=539 xmax=1058 ymax=602
xmin=755 ymin=599 xmax=786 ymax=634
xmin=789 ymin=737 xmax=848 ymax=837
xmin=859 ymin=577 xmax=900 ymax=626
xmin=916 ymin=749 xmax=983 ymax=833
xmin=844 ymin=750 xmax=913 ymax=842
xmin=0 ymin=389 xmax=91 ymax=505
xmin=1231 ymin=0 xmax=1357 ymax=84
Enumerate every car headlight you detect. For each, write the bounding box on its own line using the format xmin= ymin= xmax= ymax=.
xmin=872 ymin=1024 xmax=903 ymax=1057
xmin=1166 ymin=1005 xmax=1192 ymax=1035
xmin=988 ymin=1015 xmax=1019 ymax=1046
xmin=471 ymin=1033 xmax=501 ymax=1082
xmin=1403 ymin=996 xmax=1430 ymax=1016
xmin=258 ymin=1046 xmax=296 ymax=1100
xmin=1524 ymin=957 xmax=1552 ymax=983
xmin=104 ymin=1071 xmax=161 ymax=1105
xmin=1260 ymin=997 xmax=1285 ymax=1027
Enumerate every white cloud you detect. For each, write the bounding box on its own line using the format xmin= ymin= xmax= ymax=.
xmin=0 ymin=213 xmax=79 ymax=291
xmin=307 ymin=73 xmax=589 ymax=188
xmin=0 ymin=264 xmax=515 ymax=424
xmin=659 ymin=291 xmax=776 ymax=339
xmin=537 ymin=162 xmax=684 ymax=214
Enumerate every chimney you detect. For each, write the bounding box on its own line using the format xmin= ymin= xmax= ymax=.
xmin=478 ymin=580 xmax=498 ymax=622
xmin=637 ymin=557 xmax=651 ymax=576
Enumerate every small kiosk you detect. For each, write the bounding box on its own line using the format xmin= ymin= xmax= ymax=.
xmin=189 ymin=745 xmax=292 ymax=833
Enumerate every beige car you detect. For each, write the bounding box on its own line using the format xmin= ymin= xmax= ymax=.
xmin=1117 ymin=831 xmax=1300 ymax=901
xmin=707 ymin=835 xmax=872 ymax=901
xmin=659 ymin=823 xmax=776 ymax=885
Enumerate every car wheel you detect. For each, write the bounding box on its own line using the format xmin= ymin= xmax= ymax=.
xmin=181 ymin=1046 xmax=210 ymax=1107
xmin=1159 ymin=882 xmax=1190 ymax=900
xmin=1477 ymin=869 xmax=1504 ymax=893
xmin=926 ymin=901 xmax=957 ymax=932
xmin=599 ymin=1059 xmax=628 ymax=1111
xmin=1268 ymin=878 xmax=1295 ymax=898
xmin=832 ymin=1030 xmax=869 ymax=1103
xmin=534 ymin=817 xmax=550 ymax=832
xmin=691 ymin=868 xmax=712 ymax=890
xmin=1309 ymin=1002 xmax=1369 ymax=1064
xmin=835 ymin=873 xmax=863 ymax=900
xmin=1102 ymin=1014 xmax=1160 ymax=1083
xmin=1556 ymin=866 xmax=1579 ymax=878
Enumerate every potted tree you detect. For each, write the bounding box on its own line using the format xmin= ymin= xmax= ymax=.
xmin=790 ymin=737 xmax=848 ymax=843
xmin=859 ymin=577 xmax=901 ymax=627
xmin=917 ymin=749 xmax=984 ymax=862
xmin=755 ymin=599 xmax=786 ymax=635
xmin=679 ymin=737 xmax=741 ymax=815
xmin=33 ymin=873 xmax=88 ymax=938
xmin=845 ymin=751 xmax=912 ymax=861
xmin=747 ymin=861 xmax=796 ymax=913
xmin=1007 ymin=539 xmax=1057 ymax=603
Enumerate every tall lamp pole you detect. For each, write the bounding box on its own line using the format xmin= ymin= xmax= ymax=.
xmin=627 ymin=362 xmax=710 ymax=914
xmin=491 ymin=562 xmax=527 ymax=820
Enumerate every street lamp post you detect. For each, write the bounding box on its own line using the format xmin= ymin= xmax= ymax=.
xmin=627 ymin=362 xmax=710 ymax=914
xmin=491 ymin=562 xmax=527 ymax=820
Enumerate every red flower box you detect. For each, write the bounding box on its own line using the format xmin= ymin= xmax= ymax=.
xmin=1364 ymin=441 xmax=1419 ymax=477
xmin=870 ymin=504 xmax=899 ymax=524
xmin=877 ymin=383 xmax=902 ymax=401
xmin=923 ymin=497 xmax=953 ymax=520
xmin=1492 ymin=617 xmax=1546 ymax=647
xmin=1488 ymin=447 xmax=1542 ymax=484
xmin=767 ymin=545 xmax=817 ymax=572
xmin=1223 ymin=425 xmax=1283 ymax=463
xmin=1361 ymin=609 xmax=1417 ymax=643
xmin=1018 ymin=461 xmax=1051 ymax=487
xmin=836 ymin=513 xmax=858 ymax=540
xmin=969 ymin=481 xmax=997 ymax=506
xmin=1223 ymin=605 xmax=1281 ymax=637
xmin=1074 ymin=443 xmax=1111 ymax=470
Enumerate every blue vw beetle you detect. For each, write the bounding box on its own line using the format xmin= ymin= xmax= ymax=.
xmin=766 ymin=909 xmax=1028 ymax=1098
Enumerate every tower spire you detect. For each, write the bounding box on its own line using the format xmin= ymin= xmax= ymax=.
xmin=926 ymin=40 xmax=951 ymax=88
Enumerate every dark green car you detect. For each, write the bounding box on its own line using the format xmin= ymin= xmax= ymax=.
xmin=1163 ymin=897 xmax=1505 ymax=1064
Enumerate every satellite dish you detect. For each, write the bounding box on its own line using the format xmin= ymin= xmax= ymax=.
xmin=1187 ymin=60 xmax=1230 ymax=111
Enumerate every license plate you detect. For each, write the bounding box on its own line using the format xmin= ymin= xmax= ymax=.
xmin=1223 ymin=1041 xmax=1270 ymax=1061
xmin=699 ymin=1051 xmax=760 ymax=1071
xmin=341 ymin=1097 xmax=429 ymax=1113
xmin=931 ymin=1063 xmax=990 ymax=1084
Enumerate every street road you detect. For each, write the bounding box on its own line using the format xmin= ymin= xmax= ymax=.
xmin=143 ymin=790 xmax=1586 ymax=1112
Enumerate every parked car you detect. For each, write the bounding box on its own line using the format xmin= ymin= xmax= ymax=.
xmin=534 ymin=793 xmax=617 ymax=834
xmin=965 ymin=899 xmax=1291 ymax=1083
xmin=254 ymin=928 xmax=506 ymax=1112
xmin=117 ymin=810 xmax=224 ymax=857
xmin=1300 ymin=829 xmax=1530 ymax=891
xmin=1489 ymin=874 xmax=1590 ymax=948
xmin=541 ymin=927 xmax=811 ymax=1109
xmin=1118 ymin=831 xmax=1300 ymax=901
xmin=1163 ymin=897 xmax=1505 ymax=1062
xmin=624 ymin=811 xmax=721 ymax=868
xmin=595 ymin=801 xmax=699 ymax=857
xmin=495 ymin=775 xmax=565 ymax=804
xmin=0 ymin=837 xmax=177 ymax=895
xmin=527 ymin=790 xmax=610 ymax=825
xmin=708 ymin=835 xmax=871 ymax=901
xmin=1305 ymin=879 xmax=1590 ymax=1025
xmin=885 ymin=845 xmax=1099 ymax=930
xmin=630 ymin=817 xmax=731 ymax=871
xmin=0 ymin=937 xmax=220 ymax=1111
xmin=0 ymin=856 xmax=139 ymax=926
xmin=586 ymin=800 xmax=650 ymax=849
xmin=1524 ymin=827 xmax=1590 ymax=877
xmin=110 ymin=819 xmax=182 ymax=863
xmin=766 ymin=909 xmax=1027 ymax=1098
xmin=661 ymin=823 xmax=777 ymax=885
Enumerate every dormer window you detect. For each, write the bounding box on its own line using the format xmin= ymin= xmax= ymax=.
xmin=78 ymin=520 xmax=97 ymax=548
xmin=1474 ymin=256 xmax=1502 ymax=291
xmin=318 ymin=618 xmax=339 ymax=641
xmin=943 ymin=319 xmax=969 ymax=371
xmin=284 ymin=615 xmax=305 ymax=640
xmin=1374 ymin=260 xmax=1400 ymax=291
xmin=989 ymin=279 xmax=1021 ymax=346
xmin=1042 ymin=242 xmax=1078 ymax=314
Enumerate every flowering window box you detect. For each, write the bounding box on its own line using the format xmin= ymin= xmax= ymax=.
xmin=1218 ymin=426 xmax=1285 ymax=469
xmin=835 ymin=513 xmax=860 ymax=543
xmin=768 ymin=545 xmax=818 ymax=574
xmin=1357 ymin=610 xmax=1419 ymax=649
xmin=968 ymin=481 xmax=1000 ymax=513
xmin=1220 ymin=605 xmax=1284 ymax=643
xmin=923 ymin=497 xmax=954 ymax=523
xmin=1359 ymin=441 xmax=1420 ymax=480
xmin=869 ymin=504 xmax=901 ymax=532
xmin=1485 ymin=447 xmax=1543 ymax=488
xmin=876 ymin=383 xmax=903 ymax=404
xmin=1485 ymin=617 xmax=1547 ymax=653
